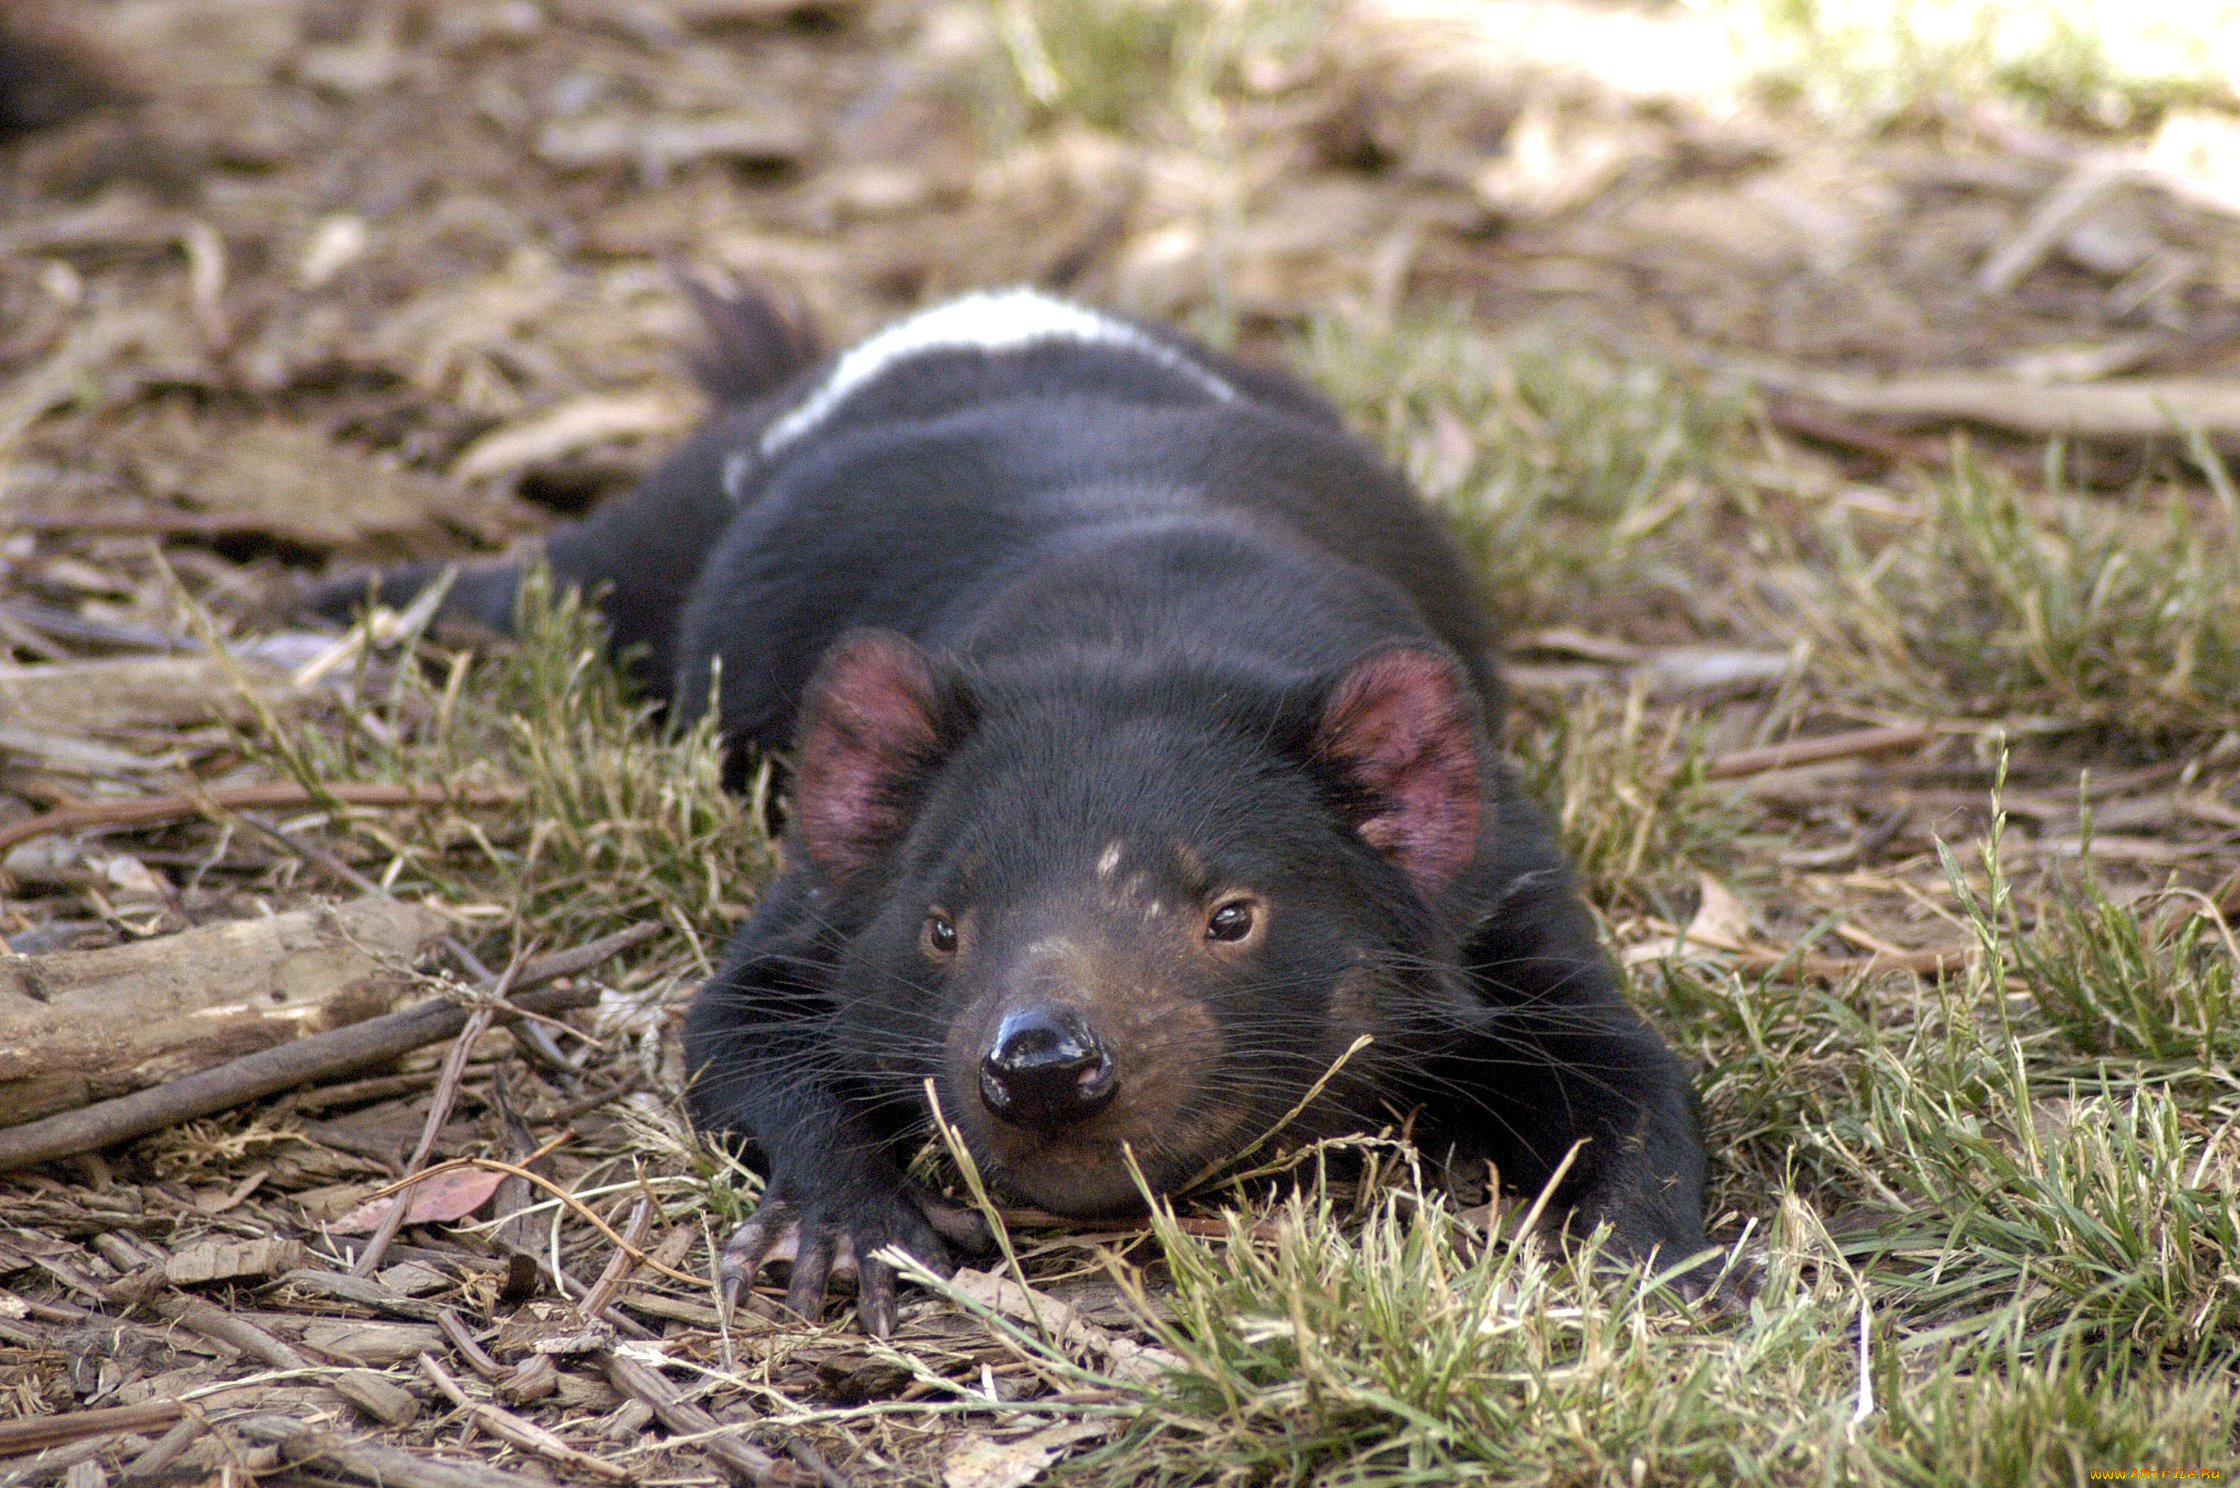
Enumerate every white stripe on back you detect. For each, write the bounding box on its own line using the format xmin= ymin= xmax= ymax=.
xmin=758 ymin=288 xmax=1235 ymax=456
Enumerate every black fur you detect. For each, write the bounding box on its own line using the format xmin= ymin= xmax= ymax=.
xmin=316 ymin=289 xmax=1713 ymax=1323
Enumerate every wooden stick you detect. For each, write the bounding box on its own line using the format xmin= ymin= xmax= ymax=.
xmin=603 ymin=1351 xmax=778 ymax=1486
xmin=352 ymin=943 xmax=536 ymax=1278
xmin=418 ymin=1353 xmax=635 ymax=1484
xmin=0 ymin=510 xmax=289 ymax=537
xmin=1703 ymin=723 xmax=1940 ymax=781
xmin=435 ymin=1308 xmax=507 ymax=1381
xmin=579 ymin=1196 xmax=654 ymax=1324
xmin=1764 ymin=400 xmax=1951 ymax=467
xmin=152 ymin=1294 xmax=310 ymax=1370
xmin=0 ymin=781 xmax=520 ymax=855
xmin=0 ymin=1401 xmax=186 ymax=1459
xmin=119 ymin=1413 xmax=207 ymax=1482
xmin=233 ymin=1414 xmax=549 ymax=1488
xmin=0 ymin=920 xmax=651 ymax=1172
xmin=1747 ymin=368 xmax=2240 ymax=443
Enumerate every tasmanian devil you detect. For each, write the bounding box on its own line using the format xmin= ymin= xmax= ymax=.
xmin=318 ymin=286 xmax=1713 ymax=1334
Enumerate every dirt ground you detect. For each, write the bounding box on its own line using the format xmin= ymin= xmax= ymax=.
xmin=2 ymin=0 xmax=2238 ymax=1484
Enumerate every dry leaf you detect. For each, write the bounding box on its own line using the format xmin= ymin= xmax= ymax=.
xmin=1686 ymin=873 xmax=1753 ymax=949
xmin=942 ymin=1423 xmax=1109 ymax=1488
xmin=330 ymin=1167 xmax=507 ymax=1232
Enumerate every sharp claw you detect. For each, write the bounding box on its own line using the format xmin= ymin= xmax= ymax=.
xmin=715 ymin=1203 xmax=797 ymax=1322
xmin=785 ymin=1232 xmax=835 ymax=1322
xmin=859 ymin=1258 xmax=898 ymax=1339
xmin=828 ymin=1232 xmax=860 ymax=1286
xmin=719 ymin=1209 xmax=786 ymax=1278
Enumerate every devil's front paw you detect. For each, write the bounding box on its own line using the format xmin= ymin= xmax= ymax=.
xmin=717 ymin=1177 xmax=991 ymax=1337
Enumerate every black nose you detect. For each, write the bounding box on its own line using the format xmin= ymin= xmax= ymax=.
xmin=980 ymin=1003 xmax=1117 ymax=1128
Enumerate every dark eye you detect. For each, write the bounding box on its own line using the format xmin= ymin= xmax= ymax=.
xmin=1207 ymin=900 xmax=1257 ymax=943
xmin=924 ymin=911 xmax=958 ymax=957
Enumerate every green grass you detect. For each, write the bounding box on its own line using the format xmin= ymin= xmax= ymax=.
xmin=1512 ymin=686 xmax=1746 ymax=916
xmin=1709 ymin=0 xmax=2240 ymax=130
xmin=1293 ymin=309 xmax=1754 ymax=638
xmin=975 ymin=0 xmax=1331 ymax=141
xmin=247 ymin=568 xmax=772 ymax=957
xmin=1769 ymin=449 xmax=2240 ymax=742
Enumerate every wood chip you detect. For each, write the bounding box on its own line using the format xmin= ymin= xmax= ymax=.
xmin=331 ymin=1369 xmax=423 ymax=1427
xmin=535 ymin=113 xmax=806 ymax=173
xmin=278 ymin=1269 xmax=446 ymax=1323
xmin=162 ymin=1238 xmax=306 ymax=1287
xmin=299 ymin=1320 xmax=447 ymax=1367
xmin=496 ymin=1354 xmax=559 ymax=1405
xmin=234 ymin=1414 xmax=550 ymax=1488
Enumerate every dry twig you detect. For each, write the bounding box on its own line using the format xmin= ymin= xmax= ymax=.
xmin=350 ymin=941 xmax=537 ymax=1277
xmin=0 ymin=781 xmax=521 ymax=856
xmin=418 ymin=1352 xmax=635 ymax=1483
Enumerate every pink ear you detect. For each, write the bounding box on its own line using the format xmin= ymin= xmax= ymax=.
xmin=1312 ymin=648 xmax=1483 ymax=895
xmin=793 ymin=632 xmax=946 ymax=876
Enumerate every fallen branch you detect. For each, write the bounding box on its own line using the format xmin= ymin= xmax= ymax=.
xmin=603 ymin=1351 xmax=778 ymax=1486
xmin=1704 ymin=724 xmax=1940 ymax=781
xmin=0 ymin=923 xmax=657 ymax=1172
xmin=1750 ymin=367 xmax=2240 ymax=444
xmin=1 ymin=896 xmax=450 ymax=1126
xmin=234 ymin=1414 xmax=548 ymax=1488
xmin=0 ymin=1401 xmax=187 ymax=1460
xmin=0 ymin=780 xmax=521 ymax=856
xmin=418 ymin=1353 xmax=635 ymax=1484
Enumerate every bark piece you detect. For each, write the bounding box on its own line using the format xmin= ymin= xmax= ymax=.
xmin=121 ymin=413 xmax=519 ymax=551
xmin=0 ymin=931 xmax=637 ymax=1172
xmin=0 ymin=897 xmax=448 ymax=1128
xmin=299 ymin=1320 xmax=447 ymax=1366
xmin=161 ymin=1238 xmax=306 ymax=1287
xmin=331 ymin=1369 xmax=423 ymax=1427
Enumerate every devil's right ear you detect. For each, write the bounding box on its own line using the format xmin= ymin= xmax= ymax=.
xmin=791 ymin=631 xmax=965 ymax=878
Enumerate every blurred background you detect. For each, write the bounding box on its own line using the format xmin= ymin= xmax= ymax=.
xmin=4 ymin=0 xmax=2239 ymax=565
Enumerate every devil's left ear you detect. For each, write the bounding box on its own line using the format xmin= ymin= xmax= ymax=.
xmin=1309 ymin=647 xmax=1484 ymax=896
